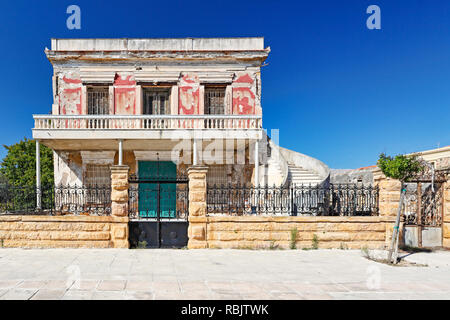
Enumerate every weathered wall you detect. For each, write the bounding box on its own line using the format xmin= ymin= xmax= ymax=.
xmin=57 ymin=72 xmax=82 ymax=115
xmin=114 ymin=74 xmax=136 ymax=115
xmin=0 ymin=215 xmax=128 ymax=248
xmin=195 ymin=216 xmax=394 ymax=249
xmin=53 ymin=70 xmax=263 ymax=117
xmin=114 ymin=151 xmax=136 ymax=175
xmin=178 ymin=73 xmax=200 ymax=115
xmin=54 ymin=150 xmax=119 ymax=186
xmin=232 ymin=72 xmax=259 ymax=115
xmin=330 ymin=168 xmax=374 ymax=184
xmin=54 ymin=151 xmax=83 ymax=186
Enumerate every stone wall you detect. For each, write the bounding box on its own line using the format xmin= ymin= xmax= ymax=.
xmin=185 ymin=165 xmax=397 ymax=250
xmin=0 ymin=215 xmax=128 ymax=248
xmin=197 ymin=216 xmax=394 ymax=249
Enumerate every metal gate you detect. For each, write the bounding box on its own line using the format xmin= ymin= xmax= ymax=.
xmin=402 ymin=166 xmax=447 ymax=248
xmin=403 ymin=181 xmax=444 ymax=247
xmin=128 ymin=162 xmax=189 ymax=248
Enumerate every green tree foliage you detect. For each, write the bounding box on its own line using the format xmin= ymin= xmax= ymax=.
xmin=0 ymin=138 xmax=53 ymax=187
xmin=377 ymin=153 xmax=424 ymax=182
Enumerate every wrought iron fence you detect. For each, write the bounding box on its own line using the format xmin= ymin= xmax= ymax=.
xmin=207 ymin=183 xmax=379 ymax=216
xmin=0 ymin=184 xmax=111 ymax=216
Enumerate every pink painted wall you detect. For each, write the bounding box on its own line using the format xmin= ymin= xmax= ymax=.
xmin=59 ymin=75 xmax=82 ymax=115
xmin=114 ymin=74 xmax=136 ymax=115
xmin=179 ymin=73 xmax=200 ymax=115
xmin=232 ymin=73 xmax=256 ymax=115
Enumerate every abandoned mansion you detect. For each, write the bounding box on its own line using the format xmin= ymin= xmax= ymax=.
xmin=0 ymin=37 xmax=448 ymax=250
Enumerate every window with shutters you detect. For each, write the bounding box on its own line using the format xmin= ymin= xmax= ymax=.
xmin=205 ymin=87 xmax=225 ymax=115
xmin=143 ymin=88 xmax=170 ymax=115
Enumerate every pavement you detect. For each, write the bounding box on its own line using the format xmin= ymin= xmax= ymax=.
xmin=0 ymin=248 xmax=449 ymax=300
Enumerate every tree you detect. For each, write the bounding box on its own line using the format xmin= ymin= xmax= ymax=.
xmin=377 ymin=153 xmax=424 ymax=264
xmin=0 ymin=138 xmax=54 ymax=187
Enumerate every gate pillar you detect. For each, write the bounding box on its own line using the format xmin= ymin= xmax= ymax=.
xmin=187 ymin=166 xmax=208 ymax=249
xmin=373 ymin=169 xmax=403 ymax=248
xmin=111 ymin=165 xmax=130 ymax=217
xmin=110 ymin=165 xmax=130 ymax=248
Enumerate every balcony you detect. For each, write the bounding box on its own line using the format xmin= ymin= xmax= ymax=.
xmin=32 ymin=115 xmax=263 ymax=145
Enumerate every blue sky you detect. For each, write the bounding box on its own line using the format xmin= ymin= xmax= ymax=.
xmin=0 ymin=0 xmax=448 ymax=168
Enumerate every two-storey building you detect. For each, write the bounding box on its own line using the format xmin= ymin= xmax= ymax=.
xmin=31 ymin=38 xmax=330 ymax=247
xmin=33 ymin=37 xmax=328 ymax=190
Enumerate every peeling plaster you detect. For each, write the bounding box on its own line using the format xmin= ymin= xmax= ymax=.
xmin=58 ymin=72 xmax=82 ymax=115
xmin=179 ymin=73 xmax=200 ymax=115
xmin=114 ymin=73 xmax=136 ymax=115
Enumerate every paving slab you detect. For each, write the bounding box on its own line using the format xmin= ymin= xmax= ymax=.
xmin=31 ymin=289 xmax=67 ymax=300
xmin=0 ymin=248 xmax=448 ymax=299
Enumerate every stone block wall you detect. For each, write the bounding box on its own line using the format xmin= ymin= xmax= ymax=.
xmin=0 ymin=215 xmax=128 ymax=248
xmin=202 ymin=216 xmax=394 ymax=249
xmin=186 ymin=165 xmax=397 ymax=250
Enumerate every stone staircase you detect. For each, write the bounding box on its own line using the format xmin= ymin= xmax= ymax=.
xmin=287 ymin=163 xmax=324 ymax=185
xmin=257 ymin=132 xmax=330 ymax=187
xmin=265 ymin=158 xmax=283 ymax=181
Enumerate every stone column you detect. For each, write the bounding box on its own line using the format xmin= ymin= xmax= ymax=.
xmin=254 ymin=139 xmax=259 ymax=186
xmin=187 ymin=166 xmax=208 ymax=249
xmin=35 ymin=140 xmax=41 ymax=209
xmin=118 ymin=140 xmax=123 ymax=166
xmin=110 ymin=165 xmax=129 ymax=217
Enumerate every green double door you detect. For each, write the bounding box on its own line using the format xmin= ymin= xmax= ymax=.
xmin=138 ymin=161 xmax=176 ymax=218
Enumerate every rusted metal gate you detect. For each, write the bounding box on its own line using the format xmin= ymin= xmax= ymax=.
xmin=402 ymin=168 xmax=447 ymax=248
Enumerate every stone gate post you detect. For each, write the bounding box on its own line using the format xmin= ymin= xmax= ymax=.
xmin=110 ymin=165 xmax=130 ymax=248
xmin=373 ymin=168 xmax=403 ymax=248
xmin=187 ymin=166 xmax=208 ymax=249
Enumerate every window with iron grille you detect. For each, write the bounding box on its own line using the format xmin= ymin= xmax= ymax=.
xmin=143 ymin=88 xmax=170 ymax=115
xmin=207 ymin=165 xmax=228 ymax=186
xmin=84 ymin=165 xmax=111 ymax=187
xmin=205 ymin=87 xmax=225 ymax=115
xmin=87 ymin=87 xmax=109 ymax=115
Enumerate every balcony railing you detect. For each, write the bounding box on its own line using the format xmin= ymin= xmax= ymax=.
xmin=33 ymin=115 xmax=262 ymax=130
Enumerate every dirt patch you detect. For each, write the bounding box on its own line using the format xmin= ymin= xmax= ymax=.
xmin=361 ymin=249 xmax=428 ymax=267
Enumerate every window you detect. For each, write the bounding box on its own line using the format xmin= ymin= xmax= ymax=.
xmin=205 ymin=87 xmax=225 ymax=115
xmin=143 ymin=88 xmax=170 ymax=115
xmin=85 ymin=165 xmax=111 ymax=187
xmin=207 ymin=165 xmax=228 ymax=186
xmin=87 ymin=87 xmax=109 ymax=115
